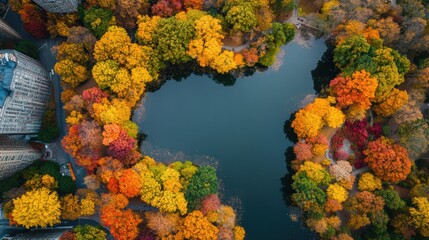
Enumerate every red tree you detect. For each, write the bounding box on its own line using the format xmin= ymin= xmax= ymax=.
xmin=18 ymin=4 xmax=48 ymax=38
xmin=200 ymin=194 xmax=221 ymax=215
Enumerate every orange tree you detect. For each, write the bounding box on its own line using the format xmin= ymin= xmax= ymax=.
xmin=363 ymin=137 xmax=412 ymax=183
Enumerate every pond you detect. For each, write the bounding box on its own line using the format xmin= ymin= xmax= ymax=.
xmin=133 ymin=38 xmax=327 ymax=239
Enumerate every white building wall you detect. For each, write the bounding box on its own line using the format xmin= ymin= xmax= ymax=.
xmin=0 ymin=136 xmax=41 ymax=180
xmin=0 ymin=50 xmax=50 ymax=134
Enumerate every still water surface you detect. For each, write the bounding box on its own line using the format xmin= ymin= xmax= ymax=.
xmin=134 ymin=39 xmax=326 ymax=239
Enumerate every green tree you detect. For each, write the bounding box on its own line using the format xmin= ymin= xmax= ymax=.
xmin=375 ymin=188 xmax=406 ymax=210
xmin=73 ymin=225 xmax=107 ymax=240
xmin=83 ymin=7 xmax=114 ymax=38
xmin=333 ymin=35 xmax=371 ymax=72
xmin=15 ymin=40 xmax=39 ymax=60
xmin=258 ymin=22 xmax=295 ymax=66
xmin=291 ymin=172 xmax=327 ymax=212
xmin=225 ymin=4 xmax=257 ymax=33
xmin=58 ymin=176 xmax=77 ymax=195
xmin=185 ymin=166 xmax=218 ymax=211
xmin=155 ymin=17 xmax=195 ymax=64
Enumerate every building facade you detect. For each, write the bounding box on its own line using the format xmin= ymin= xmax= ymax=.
xmin=32 ymin=0 xmax=78 ymax=13
xmin=0 ymin=50 xmax=50 ymax=134
xmin=0 ymin=19 xmax=21 ymax=41
xmin=0 ymin=136 xmax=41 ymax=180
xmin=3 ymin=228 xmax=70 ymax=240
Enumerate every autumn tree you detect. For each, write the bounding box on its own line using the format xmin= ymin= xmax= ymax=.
xmin=151 ymin=0 xmax=182 ymax=17
xmin=73 ymin=225 xmax=106 ymax=240
xmin=46 ymin=13 xmax=79 ymax=38
xmin=145 ymin=211 xmax=180 ymax=237
xmin=357 ymin=173 xmax=382 ymax=192
xmin=375 ymin=188 xmax=406 ymax=210
xmin=84 ymin=174 xmax=100 ymax=190
xmin=291 ymin=98 xmax=345 ymax=139
xmin=200 ymin=194 xmax=221 ymax=215
xmin=258 ymin=23 xmax=295 ymax=66
xmin=83 ymin=7 xmax=115 ymax=38
xmin=24 ymin=174 xmax=58 ymax=190
xmin=179 ymin=210 xmax=218 ymax=240
xmin=369 ymin=17 xmax=400 ymax=47
xmin=93 ymin=26 xmax=154 ymax=105
xmin=92 ymin=98 xmax=131 ymax=126
xmin=97 ymin=157 xmax=124 ymax=184
xmin=345 ymin=191 xmax=384 ymax=215
xmin=184 ymin=0 xmax=203 ymax=10
xmin=329 ymin=160 xmax=352 ymax=182
xmin=373 ymin=89 xmax=408 ymax=117
xmin=334 ymin=20 xmax=381 ymax=46
xmin=327 ymin=183 xmax=348 ymax=203
xmin=329 ymin=70 xmax=377 ymax=119
xmin=396 ymin=119 xmax=429 ymax=160
xmin=18 ymin=4 xmax=48 ymax=38
xmin=295 ymin=161 xmax=331 ymax=186
xmin=136 ymin=159 xmax=189 ymax=215
xmin=291 ymin=172 xmax=327 ymax=212
xmin=12 ymin=188 xmax=61 ymax=228
xmin=143 ymin=17 xmax=195 ymax=64
xmin=54 ymin=59 xmax=89 ymax=88
xmin=54 ymin=42 xmax=91 ymax=87
xmin=224 ymin=2 xmax=257 ymax=33
xmin=117 ymin=169 xmax=142 ymax=198
xmin=409 ymin=197 xmax=429 ymax=237
xmin=61 ymin=194 xmax=81 ymax=220
xmin=67 ymin=27 xmax=97 ymax=58
xmin=187 ymin=14 xmax=238 ymax=74
xmin=100 ymin=205 xmax=142 ymax=240
xmin=115 ymin=0 xmax=148 ymax=29
xmin=363 ymin=137 xmax=412 ymax=183
xmin=293 ymin=141 xmax=313 ymax=161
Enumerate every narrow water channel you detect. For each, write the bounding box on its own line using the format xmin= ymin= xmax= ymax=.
xmin=133 ymin=38 xmax=326 ymax=239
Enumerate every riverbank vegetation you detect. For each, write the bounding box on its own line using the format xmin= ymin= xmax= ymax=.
xmin=288 ymin=0 xmax=429 ymax=239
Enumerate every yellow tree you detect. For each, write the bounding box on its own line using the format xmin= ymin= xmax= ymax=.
xmin=373 ymin=89 xmax=409 ymax=117
xmin=357 ymin=172 xmax=382 ymax=192
xmin=54 ymin=59 xmax=89 ymax=87
xmin=12 ymin=188 xmax=61 ymax=228
xmin=327 ymin=183 xmax=348 ymax=203
xmin=409 ymin=197 xmax=429 ymax=237
xmin=92 ymin=98 xmax=131 ymax=126
xmin=179 ymin=210 xmax=218 ymax=240
xmin=61 ymin=194 xmax=81 ymax=220
xmin=292 ymin=98 xmax=345 ymax=139
xmin=187 ymin=15 xmax=224 ymax=69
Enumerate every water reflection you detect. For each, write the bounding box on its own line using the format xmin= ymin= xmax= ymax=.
xmin=311 ymin=41 xmax=340 ymax=94
xmin=145 ymin=60 xmax=270 ymax=91
xmin=284 ymin=111 xmax=298 ymax=144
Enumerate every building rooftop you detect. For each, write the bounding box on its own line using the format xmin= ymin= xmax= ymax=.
xmin=0 ymin=53 xmax=17 ymax=107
